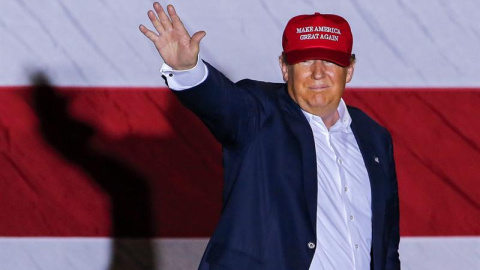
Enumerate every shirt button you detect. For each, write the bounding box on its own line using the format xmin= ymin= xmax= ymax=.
xmin=344 ymin=186 xmax=348 ymax=192
xmin=355 ymin=244 xmax=359 ymax=249
xmin=168 ymin=73 xmax=173 ymax=77
xmin=350 ymin=215 xmax=354 ymax=220
xmin=308 ymin=242 xmax=316 ymax=249
xmin=338 ymin=159 xmax=343 ymax=164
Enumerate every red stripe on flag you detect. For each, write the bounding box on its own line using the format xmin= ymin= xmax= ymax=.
xmin=0 ymin=86 xmax=479 ymax=237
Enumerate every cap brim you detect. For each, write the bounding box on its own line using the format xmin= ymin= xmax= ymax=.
xmin=285 ymin=48 xmax=351 ymax=67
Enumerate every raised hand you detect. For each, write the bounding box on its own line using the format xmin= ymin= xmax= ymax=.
xmin=139 ymin=3 xmax=206 ymax=70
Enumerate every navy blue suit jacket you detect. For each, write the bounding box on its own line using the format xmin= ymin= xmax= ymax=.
xmin=173 ymin=62 xmax=400 ymax=270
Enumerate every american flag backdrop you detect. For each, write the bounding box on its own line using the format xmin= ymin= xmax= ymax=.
xmin=0 ymin=0 xmax=479 ymax=269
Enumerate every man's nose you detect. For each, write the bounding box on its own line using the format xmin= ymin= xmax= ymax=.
xmin=312 ymin=60 xmax=326 ymax=79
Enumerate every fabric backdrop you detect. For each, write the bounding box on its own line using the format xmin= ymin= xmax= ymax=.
xmin=0 ymin=0 xmax=479 ymax=269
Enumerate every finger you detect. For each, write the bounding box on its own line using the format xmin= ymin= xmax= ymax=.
xmin=167 ymin=5 xmax=185 ymax=30
xmin=139 ymin=24 xmax=159 ymax=41
xmin=148 ymin=10 xmax=164 ymax=34
xmin=191 ymin=31 xmax=206 ymax=46
xmin=154 ymin=2 xmax=173 ymax=32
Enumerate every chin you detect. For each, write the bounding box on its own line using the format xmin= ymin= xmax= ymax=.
xmin=310 ymin=96 xmax=329 ymax=107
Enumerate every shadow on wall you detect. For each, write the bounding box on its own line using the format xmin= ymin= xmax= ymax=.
xmin=31 ymin=72 xmax=157 ymax=270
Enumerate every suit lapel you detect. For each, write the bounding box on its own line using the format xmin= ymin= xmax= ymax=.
xmin=278 ymin=88 xmax=317 ymax=231
xmin=348 ymin=108 xmax=386 ymax=263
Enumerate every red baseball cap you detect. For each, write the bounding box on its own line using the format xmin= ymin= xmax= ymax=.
xmin=282 ymin=12 xmax=353 ymax=67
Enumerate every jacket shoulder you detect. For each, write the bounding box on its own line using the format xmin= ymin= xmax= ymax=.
xmin=236 ymin=79 xmax=285 ymax=97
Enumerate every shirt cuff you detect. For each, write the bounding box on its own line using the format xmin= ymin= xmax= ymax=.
xmin=160 ymin=59 xmax=208 ymax=91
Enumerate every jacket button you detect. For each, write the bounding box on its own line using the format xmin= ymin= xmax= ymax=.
xmin=308 ymin=242 xmax=315 ymax=249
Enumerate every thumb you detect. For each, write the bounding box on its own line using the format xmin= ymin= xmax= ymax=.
xmin=191 ymin=31 xmax=206 ymax=46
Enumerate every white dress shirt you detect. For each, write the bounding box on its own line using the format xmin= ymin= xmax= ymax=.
xmin=161 ymin=60 xmax=372 ymax=269
xmin=303 ymin=102 xmax=372 ymax=270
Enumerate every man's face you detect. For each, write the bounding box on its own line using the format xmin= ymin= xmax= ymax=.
xmin=280 ymin=57 xmax=355 ymax=118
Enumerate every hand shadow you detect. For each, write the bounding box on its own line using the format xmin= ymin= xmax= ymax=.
xmin=31 ymin=72 xmax=157 ymax=270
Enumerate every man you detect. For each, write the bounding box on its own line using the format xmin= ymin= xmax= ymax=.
xmin=140 ymin=3 xmax=400 ymax=270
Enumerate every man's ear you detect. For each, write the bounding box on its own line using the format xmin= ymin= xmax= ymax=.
xmin=279 ymin=54 xmax=289 ymax=82
xmin=345 ymin=60 xmax=355 ymax=83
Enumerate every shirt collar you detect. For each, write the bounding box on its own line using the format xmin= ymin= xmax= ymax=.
xmin=301 ymin=98 xmax=352 ymax=133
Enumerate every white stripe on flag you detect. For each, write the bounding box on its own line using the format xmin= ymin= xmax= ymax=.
xmin=0 ymin=237 xmax=478 ymax=270
xmin=399 ymin=237 xmax=480 ymax=270
xmin=1 ymin=0 xmax=479 ymax=87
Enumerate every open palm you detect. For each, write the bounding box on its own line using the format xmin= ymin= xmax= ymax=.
xmin=139 ymin=3 xmax=206 ymax=70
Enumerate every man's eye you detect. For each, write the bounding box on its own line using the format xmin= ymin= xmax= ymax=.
xmin=299 ymin=60 xmax=314 ymax=65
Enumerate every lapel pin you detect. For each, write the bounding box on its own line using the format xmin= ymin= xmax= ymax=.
xmin=374 ymin=156 xmax=380 ymax=163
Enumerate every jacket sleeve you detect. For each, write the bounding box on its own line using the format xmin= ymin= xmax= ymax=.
xmin=172 ymin=61 xmax=266 ymax=147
